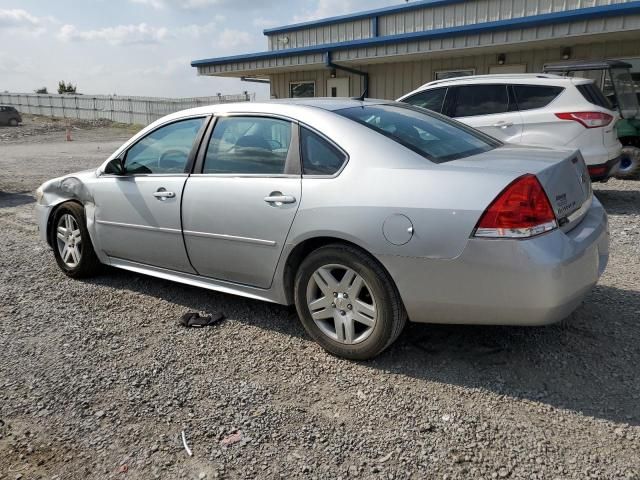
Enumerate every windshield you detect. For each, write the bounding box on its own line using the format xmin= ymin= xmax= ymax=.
xmin=336 ymin=104 xmax=500 ymax=163
xmin=608 ymin=68 xmax=640 ymax=119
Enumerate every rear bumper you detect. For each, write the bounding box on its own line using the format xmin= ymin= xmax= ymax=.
xmin=379 ymin=197 xmax=609 ymax=326
xmin=588 ymin=156 xmax=620 ymax=182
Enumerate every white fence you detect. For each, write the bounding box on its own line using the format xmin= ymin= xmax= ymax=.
xmin=0 ymin=92 xmax=254 ymax=126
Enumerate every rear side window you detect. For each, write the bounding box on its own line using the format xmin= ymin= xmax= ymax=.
xmin=401 ymin=88 xmax=447 ymax=113
xmin=336 ymin=104 xmax=499 ymax=164
xmin=301 ymin=127 xmax=346 ymax=176
xmin=576 ymin=83 xmax=612 ymax=109
xmin=513 ymin=85 xmax=563 ymax=110
xmin=204 ymin=116 xmax=292 ymax=174
xmin=452 ymin=85 xmax=509 ymax=117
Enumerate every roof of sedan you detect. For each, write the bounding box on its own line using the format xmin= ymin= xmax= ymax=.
xmin=261 ymin=97 xmax=390 ymax=111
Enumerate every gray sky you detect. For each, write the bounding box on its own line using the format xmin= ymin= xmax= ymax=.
xmin=0 ymin=0 xmax=398 ymax=99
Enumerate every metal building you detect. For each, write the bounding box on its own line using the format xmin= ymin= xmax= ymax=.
xmin=191 ymin=0 xmax=640 ymax=100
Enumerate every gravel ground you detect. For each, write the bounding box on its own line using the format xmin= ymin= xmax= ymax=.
xmin=1 ymin=118 xmax=639 ymax=480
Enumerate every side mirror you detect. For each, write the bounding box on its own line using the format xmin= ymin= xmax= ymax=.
xmin=104 ymin=157 xmax=125 ymax=175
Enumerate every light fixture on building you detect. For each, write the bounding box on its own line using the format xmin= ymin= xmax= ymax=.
xmin=562 ymin=47 xmax=572 ymax=60
xmin=278 ymin=36 xmax=290 ymax=45
xmin=497 ymin=53 xmax=506 ymax=65
xmin=330 ymin=68 xmax=337 ymax=78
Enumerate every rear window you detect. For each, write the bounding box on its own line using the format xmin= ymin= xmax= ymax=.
xmin=576 ymin=83 xmax=612 ymax=109
xmin=336 ymin=104 xmax=499 ymax=164
xmin=513 ymin=85 xmax=564 ymax=110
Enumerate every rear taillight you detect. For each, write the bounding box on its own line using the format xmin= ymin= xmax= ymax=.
xmin=587 ymin=165 xmax=608 ymax=177
xmin=474 ymin=174 xmax=557 ymax=239
xmin=555 ymin=112 xmax=613 ymax=128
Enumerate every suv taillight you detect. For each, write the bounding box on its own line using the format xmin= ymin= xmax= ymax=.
xmin=555 ymin=112 xmax=613 ymax=128
xmin=474 ymin=174 xmax=557 ymax=239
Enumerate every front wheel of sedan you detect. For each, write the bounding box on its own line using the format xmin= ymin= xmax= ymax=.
xmin=51 ymin=202 xmax=102 ymax=278
xmin=294 ymin=244 xmax=407 ymax=360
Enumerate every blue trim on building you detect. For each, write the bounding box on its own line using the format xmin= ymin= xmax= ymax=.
xmin=192 ymin=2 xmax=640 ymax=68
xmin=263 ymin=0 xmax=467 ymax=35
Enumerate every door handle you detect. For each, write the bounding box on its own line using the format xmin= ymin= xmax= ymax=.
xmin=153 ymin=191 xmax=175 ymax=199
xmin=492 ymin=122 xmax=514 ymax=128
xmin=264 ymin=195 xmax=296 ymax=205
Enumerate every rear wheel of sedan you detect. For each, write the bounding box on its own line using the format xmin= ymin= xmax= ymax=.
xmin=9 ymin=118 xmax=18 ymax=127
xmin=294 ymin=244 xmax=406 ymax=360
xmin=51 ymin=202 xmax=102 ymax=278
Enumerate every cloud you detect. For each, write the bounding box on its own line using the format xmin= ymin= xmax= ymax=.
xmin=213 ymin=28 xmax=253 ymax=51
xmin=129 ymin=0 xmax=258 ymax=10
xmin=0 ymin=8 xmax=47 ymax=35
xmin=57 ymin=23 xmax=169 ymax=46
xmin=179 ymin=16 xmax=226 ymax=37
xmin=293 ymin=0 xmax=396 ymax=22
xmin=252 ymin=17 xmax=279 ymax=29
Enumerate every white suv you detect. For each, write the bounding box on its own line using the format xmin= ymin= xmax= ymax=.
xmin=398 ymin=74 xmax=622 ymax=181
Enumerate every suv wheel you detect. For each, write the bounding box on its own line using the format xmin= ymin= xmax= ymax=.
xmin=9 ymin=118 xmax=18 ymax=127
xmin=615 ymin=146 xmax=640 ymax=180
xmin=294 ymin=244 xmax=406 ymax=360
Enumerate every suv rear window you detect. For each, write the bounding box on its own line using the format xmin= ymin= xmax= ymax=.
xmin=513 ymin=85 xmax=563 ymax=110
xmin=576 ymin=83 xmax=612 ymax=109
xmin=336 ymin=104 xmax=499 ymax=163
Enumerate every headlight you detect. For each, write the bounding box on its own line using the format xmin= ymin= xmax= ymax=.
xmin=35 ymin=186 xmax=44 ymax=205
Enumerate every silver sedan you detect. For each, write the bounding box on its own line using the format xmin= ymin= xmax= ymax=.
xmin=35 ymin=99 xmax=609 ymax=359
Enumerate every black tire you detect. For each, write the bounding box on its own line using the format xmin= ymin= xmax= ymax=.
xmin=614 ymin=145 xmax=640 ymax=180
xmin=51 ymin=202 xmax=102 ymax=278
xmin=9 ymin=118 xmax=18 ymax=127
xmin=294 ymin=243 xmax=407 ymax=360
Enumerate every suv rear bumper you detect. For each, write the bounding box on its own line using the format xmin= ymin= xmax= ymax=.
xmin=588 ymin=156 xmax=620 ymax=182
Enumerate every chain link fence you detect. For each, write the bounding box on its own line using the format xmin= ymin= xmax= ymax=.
xmin=0 ymin=92 xmax=254 ymax=126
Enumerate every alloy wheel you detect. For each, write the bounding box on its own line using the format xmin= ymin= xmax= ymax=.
xmin=305 ymin=263 xmax=378 ymax=345
xmin=56 ymin=214 xmax=82 ymax=268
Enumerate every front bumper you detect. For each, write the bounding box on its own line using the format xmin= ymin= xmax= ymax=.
xmin=36 ymin=204 xmax=53 ymax=245
xmin=379 ymin=197 xmax=609 ymax=326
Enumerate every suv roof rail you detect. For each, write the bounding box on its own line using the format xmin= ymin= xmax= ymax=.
xmin=422 ymin=73 xmax=563 ymax=87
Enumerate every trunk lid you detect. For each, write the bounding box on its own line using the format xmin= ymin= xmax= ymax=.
xmin=449 ymin=144 xmax=592 ymax=231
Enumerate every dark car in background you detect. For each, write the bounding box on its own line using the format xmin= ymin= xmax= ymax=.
xmin=0 ymin=106 xmax=22 ymax=126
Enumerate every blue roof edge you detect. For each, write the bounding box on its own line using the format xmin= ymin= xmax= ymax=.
xmin=192 ymin=2 xmax=640 ymax=68
xmin=262 ymin=0 xmax=466 ymax=35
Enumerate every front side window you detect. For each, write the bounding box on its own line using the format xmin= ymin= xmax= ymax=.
xmin=124 ymin=118 xmax=205 ymax=174
xmin=290 ymin=81 xmax=315 ymax=98
xmin=513 ymin=85 xmax=563 ymax=110
xmin=402 ymin=88 xmax=447 ymax=113
xmin=203 ymin=116 xmax=292 ymax=174
xmin=301 ymin=127 xmax=347 ymax=175
xmin=336 ymin=104 xmax=499 ymax=163
xmin=453 ymin=85 xmax=509 ymax=117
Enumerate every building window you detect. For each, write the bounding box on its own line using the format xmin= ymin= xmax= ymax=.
xmin=290 ymin=81 xmax=315 ymax=98
xmin=434 ymin=69 xmax=475 ymax=81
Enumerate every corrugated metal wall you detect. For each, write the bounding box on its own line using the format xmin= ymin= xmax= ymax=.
xmin=270 ymin=38 xmax=640 ymax=100
xmin=265 ymin=0 xmax=636 ymax=51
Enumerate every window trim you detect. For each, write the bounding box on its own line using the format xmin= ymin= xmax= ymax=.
xmin=289 ymin=80 xmax=316 ymax=99
xmin=298 ymin=123 xmax=350 ymax=179
xmin=194 ymin=113 xmax=301 ymax=178
xmin=449 ymin=83 xmax=512 ymax=118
